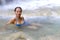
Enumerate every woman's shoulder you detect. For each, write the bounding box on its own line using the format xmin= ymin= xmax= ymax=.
xmin=7 ymin=17 xmax=16 ymax=24
xmin=10 ymin=17 xmax=16 ymax=21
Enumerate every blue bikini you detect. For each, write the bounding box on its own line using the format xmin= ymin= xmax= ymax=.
xmin=16 ymin=21 xmax=25 ymax=27
xmin=16 ymin=18 xmax=30 ymax=27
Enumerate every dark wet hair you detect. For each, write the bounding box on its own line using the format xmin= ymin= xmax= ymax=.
xmin=14 ymin=7 xmax=22 ymax=12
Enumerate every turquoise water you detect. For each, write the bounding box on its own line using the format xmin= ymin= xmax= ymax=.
xmin=0 ymin=16 xmax=60 ymax=40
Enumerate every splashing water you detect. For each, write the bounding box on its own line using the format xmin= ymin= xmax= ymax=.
xmin=0 ymin=0 xmax=60 ymax=10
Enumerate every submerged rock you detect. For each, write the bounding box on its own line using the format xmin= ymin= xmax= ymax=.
xmin=5 ymin=31 xmax=32 ymax=40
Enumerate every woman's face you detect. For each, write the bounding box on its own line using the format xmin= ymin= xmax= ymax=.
xmin=15 ymin=8 xmax=22 ymax=17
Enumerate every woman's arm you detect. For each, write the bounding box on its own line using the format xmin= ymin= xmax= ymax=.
xmin=2 ymin=18 xmax=15 ymax=29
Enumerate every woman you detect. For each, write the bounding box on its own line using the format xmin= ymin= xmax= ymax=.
xmin=3 ymin=7 xmax=27 ymax=28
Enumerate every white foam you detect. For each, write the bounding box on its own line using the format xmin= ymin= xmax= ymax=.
xmin=1 ymin=0 xmax=60 ymax=10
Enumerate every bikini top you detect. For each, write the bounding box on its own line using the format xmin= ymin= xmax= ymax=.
xmin=16 ymin=18 xmax=25 ymax=26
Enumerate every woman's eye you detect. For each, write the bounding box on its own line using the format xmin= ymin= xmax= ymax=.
xmin=16 ymin=11 xmax=21 ymax=12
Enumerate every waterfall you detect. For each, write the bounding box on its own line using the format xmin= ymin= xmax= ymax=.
xmin=0 ymin=0 xmax=6 ymax=5
xmin=0 ymin=0 xmax=60 ymax=10
xmin=0 ymin=0 xmax=13 ymax=5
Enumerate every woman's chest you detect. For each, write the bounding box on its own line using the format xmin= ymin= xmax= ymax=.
xmin=14 ymin=19 xmax=24 ymax=24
